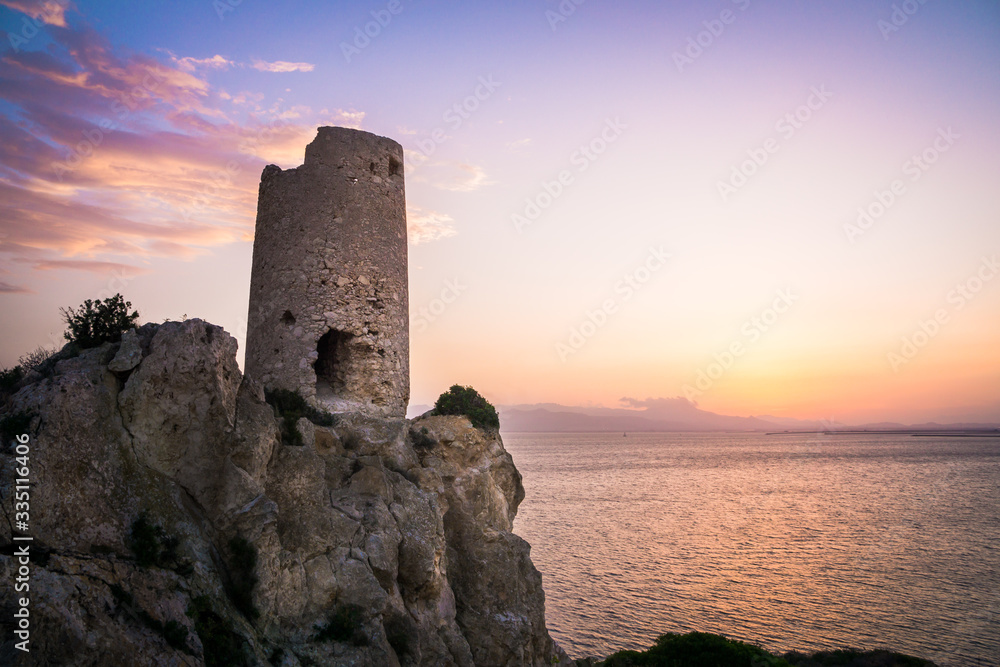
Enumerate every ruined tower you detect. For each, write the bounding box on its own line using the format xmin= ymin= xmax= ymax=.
xmin=245 ymin=127 xmax=408 ymax=418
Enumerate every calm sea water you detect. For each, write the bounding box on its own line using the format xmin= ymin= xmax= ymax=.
xmin=502 ymin=432 xmax=1000 ymax=666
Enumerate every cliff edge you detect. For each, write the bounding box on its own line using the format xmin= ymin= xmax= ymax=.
xmin=0 ymin=319 xmax=570 ymax=666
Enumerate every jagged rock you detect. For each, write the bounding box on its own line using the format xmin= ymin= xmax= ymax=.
xmin=413 ymin=416 xmax=562 ymax=666
xmin=108 ymin=328 xmax=143 ymax=372
xmin=0 ymin=553 xmax=202 ymax=666
xmin=0 ymin=320 xmax=570 ymax=666
xmin=118 ymin=319 xmax=241 ymax=516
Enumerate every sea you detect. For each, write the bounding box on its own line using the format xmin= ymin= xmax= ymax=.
xmin=502 ymin=431 xmax=1000 ymax=667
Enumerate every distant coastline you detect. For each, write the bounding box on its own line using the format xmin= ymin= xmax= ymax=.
xmin=768 ymin=429 xmax=1000 ymax=437
xmin=417 ymin=400 xmax=1000 ymax=434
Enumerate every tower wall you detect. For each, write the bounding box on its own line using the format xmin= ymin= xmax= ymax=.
xmin=245 ymin=127 xmax=409 ymax=418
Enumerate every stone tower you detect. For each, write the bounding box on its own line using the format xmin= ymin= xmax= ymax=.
xmin=245 ymin=127 xmax=408 ymax=418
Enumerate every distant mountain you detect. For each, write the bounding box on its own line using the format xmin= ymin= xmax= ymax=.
xmin=407 ymin=399 xmax=1000 ymax=433
xmin=499 ymin=397 xmax=778 ymax=432
xmin=847 ymin=421 xmax=1000 ymax=432
xmin=751 ymin=415 xmax=847 ymax=430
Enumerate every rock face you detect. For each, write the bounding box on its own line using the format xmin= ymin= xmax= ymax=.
xmin=0 ymin=320 xmax=569 ymax=666
xmin=108 ymin=328 xmax=142 ymax=372
xmin=245 ymin=127 xmax=410 ymax=419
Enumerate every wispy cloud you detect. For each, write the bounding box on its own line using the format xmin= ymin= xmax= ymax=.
xmin=619 ymin=396 xmax=702 ymax=414
xmin=505 ymin=138 xmax=532 ymax=152
xmin=252 ymin=59 xmax=315 ymax=73
xmin=166 ymin=53 xmax=314 ymax=74
xmin=407 ymin=206 xmax=457 ymax=245
xmin=170 ymin=54 xmax=236 ymax=72
xmin=0 ymin=19 xmax=358 ymax=295
xmin=1 ymin=0 xmax=71 ymax=27
xmin=0 ymin=281 xmax=32 ymax=294
xmin=322 ymin=108 xmax=364 ymax=129
xmin=422 ymin=162 xmax=493 ymax=192
xmin=32 ymin=259 xmax=153 ymax=274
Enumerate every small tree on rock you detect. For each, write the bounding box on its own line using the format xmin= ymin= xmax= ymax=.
xmin=61 ymin=294 xmax=139 ymax=349
xmin=433 ymin=385 xmax=500 ymax=430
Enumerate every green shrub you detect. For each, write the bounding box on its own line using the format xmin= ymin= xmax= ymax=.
xmin=188 ymin=596 xmax=247 ymax=667
xmin=315 ymin=604 xmax=367 ymax=645
xmin=782 ymin=648 xmax=937 ymax=666
xmin=137 ymin=611 xmax=190 ymax=652
xmin=18 ymin=346 xmax=54 ymax=371
xmin=264 ymin=388 xmax=337 ymax=446
xmin=162 ymin=619 xmax=190 ymax=651
xmin=0 ymin=365 xmax=24 ymax=395
xmin=128 ymin=513 xmax=190 ymax=574
xmin=61 ymin=293 xmax=139 ymax=348
xmin=226 ymin=536 xmax=259 ymax=621
xmin=129 ymin=514 xmax=168 ymax=567
xmin=23 ymin=342 xmax=81 ymax=382
xmin=601 ymin=637 xmax=937 ymax=667
xmin=109 ymin=583 xmax=134 ymax=606
xmin=601 ymin=632 xmax=788 ymax=667
xmin=110 ymin=583 xmax=191 ymax=654
xmin=0 ymin=410 xmax=34 ymax=449
xmin=433 ymin=385 xmax=500 ymax=430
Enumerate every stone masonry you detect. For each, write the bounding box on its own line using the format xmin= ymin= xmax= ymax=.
xmin=245 ymin=127 xmax=409 ymax=418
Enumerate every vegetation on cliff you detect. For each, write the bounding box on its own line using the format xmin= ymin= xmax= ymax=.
xmin=128 ymin=513 xmax=192 ymax=575
xmin=61 ymin=293 xmax=139 ymax=348
xmin=2 ymin=294 xmax=135 ymax=407
xmin=263 ymin=387 xmax=337 ymax=446
xmin=433 ymin=384 xmax=500 ymax=430
xmin=585 ymin=632 xmax=937 ymax=667
xmin=225 ymin=536 xmax=260 ymax=621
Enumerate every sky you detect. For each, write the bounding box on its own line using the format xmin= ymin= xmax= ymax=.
xmin=1 ymin=0 xmax=998 ymax=425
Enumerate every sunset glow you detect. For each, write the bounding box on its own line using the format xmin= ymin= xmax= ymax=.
xmin=1 ymin=0 xmax=998 ymax=424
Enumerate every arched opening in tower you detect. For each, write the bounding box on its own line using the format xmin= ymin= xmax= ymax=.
xmin=314 ymin=329 xmax=353 ymax=401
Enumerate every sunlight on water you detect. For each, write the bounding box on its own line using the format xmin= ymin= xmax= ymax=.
xmin=503 ymin=432 xmax=1000 ymax=667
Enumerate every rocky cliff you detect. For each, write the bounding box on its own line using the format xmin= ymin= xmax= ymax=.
xmin=0 ymin=320 xmax=570 ymax=666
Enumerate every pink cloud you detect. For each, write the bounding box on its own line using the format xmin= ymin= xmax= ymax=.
xmin=251 ymin=59 xmax=316 ymax=73
xmin=170 ymin=54 xmax=235 ymax=72
xmin=407 ymin=206 xmax=457 ymax=245
xmin=0 ymin=281 xmax=33 ymax=294
xmin=32 ymin=259 xmax=152 ymax=274
xmin=0 ymin=19 xmax=363 ymax=295
xmin=1 ymin=0 xmax=71 ymax=28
